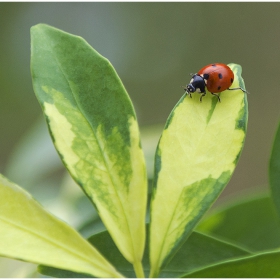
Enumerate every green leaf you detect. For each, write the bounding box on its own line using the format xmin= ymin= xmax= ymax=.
xmin=149 ymin=63 xmax=248 ymax=277
xmin=39 ymin=228 xmax=249 ymax=278
xmin=40 ymin=229 xmax=135 ymax=278
xmin=183 ymin=251 xmax=280 ymax=278
xmin=0 ymin=174 xmax=123 ymax=278
xmin=30 ymin=24 xmax=147 ymax=273
xmin=269 ymin=121 xmax=280 ymax=219
xmin=160 ymin=231 xmax=249 ymax=277
xmin=88 ymin=230 xmax=135 ymax=277
xmin=38 ymin=266 xmax=92 ymax=278
xmin=197 ymin=194 xmax=280 ymax=252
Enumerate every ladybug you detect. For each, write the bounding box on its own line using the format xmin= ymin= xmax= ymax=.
xmin=184 ymin=63 xmax=247 ymax=102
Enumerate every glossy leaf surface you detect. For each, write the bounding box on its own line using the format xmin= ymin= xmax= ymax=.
xmin=149 ymin=64 xmax=248 ymax=277
xmin=31 ymin=24 xmax=147 ymax=269
xmin=197 ymin=194 xmax=280 ymax=252
xmin=0 ymin=174 xmax=122 ymax=278
xmin=184 ymin=251 xmax=280 ymax=278
xmin=160 ymin=231 xmax=249 ymax=277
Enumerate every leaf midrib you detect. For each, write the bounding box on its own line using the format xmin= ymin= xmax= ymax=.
xmin=0 ymin=215 xmax=107 ymax=274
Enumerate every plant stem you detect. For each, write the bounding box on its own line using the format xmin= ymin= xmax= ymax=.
xmin=133 ymin=260 xmax=145 ymax=278
xmin=149 ymin=267 xmax=159 ymax=278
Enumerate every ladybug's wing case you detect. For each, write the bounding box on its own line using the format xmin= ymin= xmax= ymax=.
xmin=198 ymin=63 xmax=234 ymax=93
xmin=206 ymin=71 xmax=229 ymax=93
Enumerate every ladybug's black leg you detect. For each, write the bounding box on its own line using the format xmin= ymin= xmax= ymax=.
xmin=210 ymin=92 xmax=221 ymax=102
xmin=199 ymin=92 xmax=206 ymax=102
xmin=227 ymin=87 xmax=248 ymax=94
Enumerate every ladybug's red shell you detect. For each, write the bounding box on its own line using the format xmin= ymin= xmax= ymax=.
xmin=198 ymin=63 xmax=234 ymax=93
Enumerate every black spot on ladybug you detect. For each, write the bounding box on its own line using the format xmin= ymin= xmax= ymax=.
xmin=211 ymin=64 xmax=217 ymax=67
xmin=217 ymin=86 xmax=221 ymax=90
xmin=203 ymin=73 xmax=210 ymax=80
xmin=218 ymin=73 xmax=223 ymax=79
xmin=231 ymin=78 xmax=233 ymax=83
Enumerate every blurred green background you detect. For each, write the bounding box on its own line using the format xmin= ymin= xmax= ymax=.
xmin=1 ymin=3 xmax=279 ymax=197
xmin=2 ymin=2 xmax=280 ymax=202
xmin=1 ymin=2 xmax=280 ymax=277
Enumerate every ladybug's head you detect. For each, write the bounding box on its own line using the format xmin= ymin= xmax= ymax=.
xmin=185 ymin=83 xmax=195 ymax=93
xmin=185 ymin=74 xmax=206 ymax=94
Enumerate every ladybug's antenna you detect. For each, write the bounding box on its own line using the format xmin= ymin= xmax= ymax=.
xmin=182 ymin=85 xmax=192 ymax=98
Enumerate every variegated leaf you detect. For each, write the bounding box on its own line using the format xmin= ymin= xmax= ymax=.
xmin=31 ymin=24 xmax=147 ymax=276
xmin=149 ymin=63 xmax=248 ymax=277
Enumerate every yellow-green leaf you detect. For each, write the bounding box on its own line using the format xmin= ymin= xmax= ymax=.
xmin=149 ymin=63 xmax=248 ymax=277
xmin=30 ymin=24 xmax=147 ymax=275
xmin=0 ymin=174 xmax=123 ymax=278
